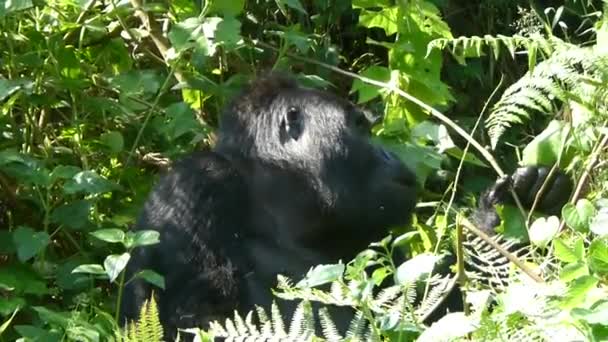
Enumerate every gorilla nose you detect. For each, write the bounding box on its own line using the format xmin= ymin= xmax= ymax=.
xmin=377 ymin=147 xmax=416 ymax=187
xmin=380 ymin=149 xmax=393 ymax=161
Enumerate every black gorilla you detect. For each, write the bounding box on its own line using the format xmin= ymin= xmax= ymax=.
xmin=120 ymin=73 xmax=571 ymax=339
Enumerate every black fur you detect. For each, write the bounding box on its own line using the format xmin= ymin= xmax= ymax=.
xmin=121 ymin=73 xmax=416 ymax=338
xmin=120 ymin=73 xmax=572 ymax=339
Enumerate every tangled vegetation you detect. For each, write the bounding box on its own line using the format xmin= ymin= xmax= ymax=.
xmin=1 ymin=0 xmax=608 ymax=341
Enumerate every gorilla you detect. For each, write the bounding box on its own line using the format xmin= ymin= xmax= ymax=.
xmin=120 ymin=73 xmax=572 ymax=339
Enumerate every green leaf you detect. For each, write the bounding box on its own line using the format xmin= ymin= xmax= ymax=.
xmin=12 ymin=226 xmax=50 ymax=262
xmin=50 ymin=165 xmax=81 ymax=183
xmin=522 ymin=120 xmax=569 ymax=167
xmin=0 ymin=0 xmax=33 ymax=17
xmin=162 ymin=102 xmax=200 ymax=140
xmin=554 ymin=237 xmax=585 ymax=263
xmin=50 ymin=200 xmax=91 ymax=230
xmin=90 ymin=229 xmax=125 ymax=244
xmin=63 ymin=171 xmax=119 ymax=195
xmin=104 ymin=253 xmax=131 ymax=283
xmin=529 ymin=216 xmax=559 ymax=249
xmin=134 ymin=270 xmax=165 ymax=289
xmin=215 ymin=16 xmax=242 ymax=47
xmin=395 ymin=253 xmax=441 ymax=285
xmin=559 ymin=261 xmax=589 ymax=282
xmin=560 ymin=275 xmax=598 ymax=309
xmin=276 ymin=0 xmax=307 ymax=14
xmin=562 ymin=199 xmax=596 ymax=233
xmin=496 ymin=205 xmax=528 ymax=242
xmin=352 ymin=0 xmax=392 ymax=8
xmin=359 ymin=7 xmax=398 ymax=35
xmin=589 ymin=238 xmax=608 ymax=274
xmin=14 ymin=325 xmax=61 ymax=341
xmin=71 ymin=264 xmax=106 ymax=276
xmin=131 ymin=230 xmax=160 ymax=248
xmin=99 ymin=131 xmax=124 ymax=153
xmin=351 ymin=66 xmax=390 ymax=103
xmin=208 ymin=0 xmax=244 ymax=16
xmin=572 ymin=300 xmax=608 ymax=325
xmin=296 ymin=264 xmax=345 ymax=288
xmin=0 ymin=263 xmax=48 ymax=296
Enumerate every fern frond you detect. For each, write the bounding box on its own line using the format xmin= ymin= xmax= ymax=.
xmin=487 ymin=42 xmax=608 ymax=148
xmin=427 ymin=34 xmax=555 ymax=64
xmin=318 ymin=308 xmax=341 ymax=342
xmin=122 ymin=296 xmax=164 ymax=342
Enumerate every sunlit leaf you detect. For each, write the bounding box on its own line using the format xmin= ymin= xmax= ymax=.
xmin=104 ymin=253 xmax=131 ymax=283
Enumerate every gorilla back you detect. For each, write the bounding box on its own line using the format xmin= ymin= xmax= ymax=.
xmin=120 ymin=74 xmax=418 ymax=338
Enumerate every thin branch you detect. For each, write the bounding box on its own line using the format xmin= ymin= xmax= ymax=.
xmin=459 ymin=215 xmax=544 ymax=283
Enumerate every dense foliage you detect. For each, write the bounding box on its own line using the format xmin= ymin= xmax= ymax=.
xmin=1 ymin=0 xmax=608 ymax=341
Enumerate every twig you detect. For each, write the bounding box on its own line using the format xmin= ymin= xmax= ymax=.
xmin=128 ymin=0 xmax=186 ymax=84
xmin=459 ymin=216 xmax=543 ymax=283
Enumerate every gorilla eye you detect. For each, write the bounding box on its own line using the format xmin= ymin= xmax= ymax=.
xmin=280 ymin=106 xmax=304 ymax=143
xmin=287 ymin=107 xmax=300 ymax=122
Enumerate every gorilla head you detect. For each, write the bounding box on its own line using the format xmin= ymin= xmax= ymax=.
xmin=216 ymin=74 xmax=417 ymax=253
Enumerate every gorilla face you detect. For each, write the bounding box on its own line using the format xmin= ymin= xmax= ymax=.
xmin=218 ymin=77 xmax=416 ymax=249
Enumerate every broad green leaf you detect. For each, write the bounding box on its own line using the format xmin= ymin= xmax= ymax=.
xmin=522 ymin=120 xmax=569 ymax=167
xmin=12 ymin=226 xmax=50 ymax=262
xmin=359 ymin=8 xmax=398 ymax=36
xmin=352 ymin=0 xmax=391 ymax=8
xmin=14 ymin=325 xmax=61 ymax=341
xmin=560 ymin=275 xmax=598 ymax=309
xmin=572 ymin=300 xmax=608 ymax=324
xmin=0 ymin=263 xmax=48 ymax=296
xmin=50 ymin=200 xmax=91 ymax=230
xmin=0 ymin=0 xmax=33 ymax=17
xmin=0 ymin=78 xmax=28 ymax=101
xmin=296 ymin=264 xmax=345 ymax=288
xmin=63 ymin=171 xmax=119 ymax=195
xmin=559 ymin=261 xmax=589 ymax=282
xmin=496 ymin=205 xmax=528 ymax=243
xmin=99 ymin=131 xmax=124 ymax=153
xmin=50 ymin=165 xmax=81 ymax=182
xmin=104 ymin=253 xmax=131 ymax=283
xmin=589 ymin=238 xmax=608 ymax=274
xmin=562 ymin=199 xmax=596 ymax=233
xmin=135 ymin=270 xmax=165 ymax=289
xmin=351 ymin=66 xmax=390 ymax=103
xmin=395 ymin=253 xmax=441 ymax=285
xmin=71 ymin=264 xmax=106 ymax=276
xmin=208 ymin=0 xmax=244 ymax=16
xmin=90 ymin=229 xmax=125 ymax=244
xmin=215 ymin=16 xmax=242 ymax=47
xmin=162 ymin=102 xmax=200 ymax=140
xmin=554 ymin=237 xmax=585 ymax=263
xmin=130 ymin=230 xmax=160 ymax=248
xmin=529 ymin=216 xmax=559 ymax=249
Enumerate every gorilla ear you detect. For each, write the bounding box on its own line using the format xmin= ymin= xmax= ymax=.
xmin=231 ymin=73 xmax=299 ymax=116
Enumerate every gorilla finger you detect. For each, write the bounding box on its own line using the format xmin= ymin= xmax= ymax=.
xmin=480 ymin=174 xmax=511 ymax=207
xmin=512 ymin=166 xmax=539 ymax=203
